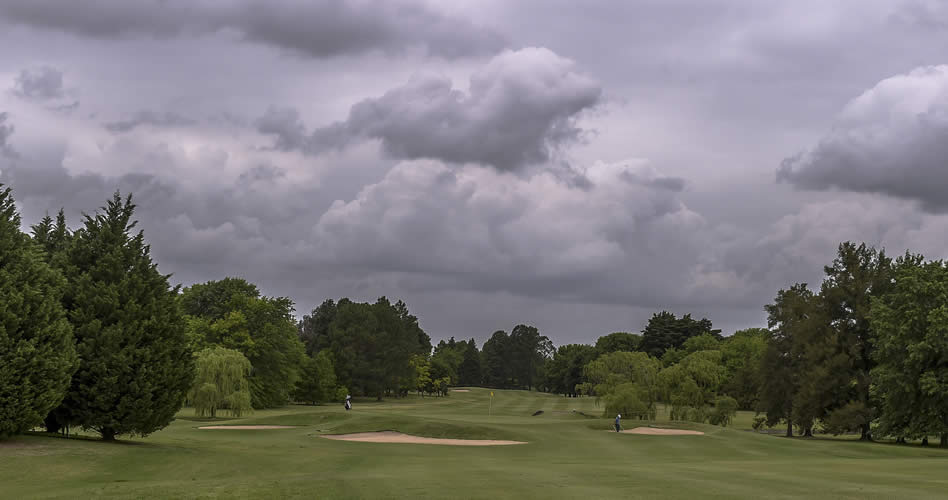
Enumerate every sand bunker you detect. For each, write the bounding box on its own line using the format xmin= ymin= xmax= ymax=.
xmin=198 ymin=425 xmax=296 ymax=430
xmin=450 ymin=389 xmax=470 ymax=392
xmin=321 ymin=431 xmax=525 ymax=446
xmin=621 ymin=427 xmax=704 ymax=436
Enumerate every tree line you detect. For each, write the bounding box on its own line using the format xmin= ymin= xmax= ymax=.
xmin=1 ymin=183 xmax=945 ymax=446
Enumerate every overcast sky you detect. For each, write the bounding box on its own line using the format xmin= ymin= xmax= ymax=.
xmin=3 ymin=0 xmax=948 ymax=346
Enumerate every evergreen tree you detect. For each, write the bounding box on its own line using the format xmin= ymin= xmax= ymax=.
xmin=0 ymin=187 xmax=77 ymax=438
xmin=457 ymin=339 xmax=482 ymax=387
xmin=30 ymin=208 xmax=76 ymax=433
xmin=640 ymin=311 xmax=721 ymax=358
xmin=57 ymin=192 xmax=193 ymax=440
xmin=482 ymin=330 xmax=511 ymax=388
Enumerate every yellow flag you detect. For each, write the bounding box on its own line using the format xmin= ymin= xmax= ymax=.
xmin=490 ymin=392 xmax=494 ymax=397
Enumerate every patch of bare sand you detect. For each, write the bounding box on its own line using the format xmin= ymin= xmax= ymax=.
xmin=320 ymin=431 xmax=525 ymax=446
xmin=450 ymin=389 xmax=471 ymax=392
xmin=620 ymin=427 xmax=704 ymax=436
xmin=198 ymin=425 xmax=296 ymax=430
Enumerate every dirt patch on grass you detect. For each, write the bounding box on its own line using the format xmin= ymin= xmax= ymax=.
xmin=320 ymin=431 xmax=525 ymax=446
xmin=620 ymin=427 xmax=704 ymax=436
xmin=450 ymin=389 xmax=470 ymax=392
xmin=198 ymin=425 xmax=297 ymax=430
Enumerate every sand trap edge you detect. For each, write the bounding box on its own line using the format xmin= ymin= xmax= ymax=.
xmin=450 ymin=389 xmax=471 ymax=392
xmin=320 ymin=431 xmax=526 ymax=446
xmin=198 ymin=425 xmax=297 ymax=430
xmin=618 ymin=427 xmax=705 ymax=436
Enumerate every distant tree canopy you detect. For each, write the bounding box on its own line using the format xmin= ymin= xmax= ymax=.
xmin=639 ymin=311 xmax=721 ymax=358
xmin=870 ymin=255 xmax=948 ymax=446
xmin=181 ymin=278 xmax=305 ymax=409
xmin=315 ymin=297 xmax=431 ymax=400
xmin=0 ymin=187 xmax=77 ymax=438
xmin=6 ymin=180 xmax=946 ymax=447
xmin=594 ymin=332 xmax=641 ymax=355
xmin=480 ymin=325 xmax=553 ymax=390
xmin=545 ymin=344 xmax=598 ymax=397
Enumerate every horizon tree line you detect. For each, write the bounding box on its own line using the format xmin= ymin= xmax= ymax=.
xmin=1 ymin=184 xmax=945 ymax=447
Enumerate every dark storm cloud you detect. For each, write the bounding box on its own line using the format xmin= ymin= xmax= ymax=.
xmin=0 ymin=113 xmax=17 ymax=158
xmin=778 ymin=65 xmax=948 ymax=213
xmin=0 ymin=0 xmax=504 ymax=59
xmin=104 ymin=111 xmax=196 ymax=133
xmin=11 ymin=66 xmax=64 ymax=100
xmin=257 ymin=48 xmax=602 ymax=171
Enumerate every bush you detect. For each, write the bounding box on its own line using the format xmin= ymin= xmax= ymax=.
xmin=603 ymin=383 xmax=653 ymax=420
xmin=708 ymin=396 xmax=739 ymax=427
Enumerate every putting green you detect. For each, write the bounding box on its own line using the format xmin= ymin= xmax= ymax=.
xmin=2 ymin=388 xmax=946 ymax=499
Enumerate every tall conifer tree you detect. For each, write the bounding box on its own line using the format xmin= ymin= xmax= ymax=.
xmin=0 ymin=186 xmax=77 ymax=438
xmin=58 ymin=192 xmax=193 ymax=440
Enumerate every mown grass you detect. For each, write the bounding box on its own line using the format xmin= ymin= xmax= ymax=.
xmin=1 ymin=387 xmax=946 ymax=499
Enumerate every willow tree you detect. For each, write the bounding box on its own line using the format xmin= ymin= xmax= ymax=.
xmin=189 ymin=346 xmax=253 ymax=418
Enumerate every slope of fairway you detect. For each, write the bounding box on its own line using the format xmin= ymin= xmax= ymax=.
xmin=2 ymin=388 xmax=947 ymax=499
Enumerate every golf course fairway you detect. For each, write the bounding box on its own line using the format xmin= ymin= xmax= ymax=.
xmin=1 ymin=388 xmax=946 ymax=499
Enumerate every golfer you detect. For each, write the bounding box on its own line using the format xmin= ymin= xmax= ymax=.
xmin=615 ymin=414 xmax=621 ymax=432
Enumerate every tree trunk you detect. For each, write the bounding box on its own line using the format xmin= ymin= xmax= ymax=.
xmin=940 ymin=434 xmax=947 ymax=448
xmin=921 ymin=437 xmax=929 ymax=447
xmin=804 ymin=426 xmax=813 ymax=437
xmin=786 ymin=420 xmax=793 ymax=437
xmin=43 ymin=414 xmax=61 ymax=434
xmin=859 ymin=423 xmax=872 ymax=441
xmin=100 ymin=427 xmax=117 ymax=441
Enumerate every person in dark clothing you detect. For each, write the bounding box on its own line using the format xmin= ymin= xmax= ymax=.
xmin=615 ymin=414 xmax=621 ymax=432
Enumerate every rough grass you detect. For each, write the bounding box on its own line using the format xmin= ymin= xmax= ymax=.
xmin=1 ymin=387 xmax=946 ymax=499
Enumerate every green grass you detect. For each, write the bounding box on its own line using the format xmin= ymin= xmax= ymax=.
xmin=2 ymin=388 xmax=946 ymax=499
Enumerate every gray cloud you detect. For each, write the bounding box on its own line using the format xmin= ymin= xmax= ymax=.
xmin=258 ymin=48 xmax=602 ymax=171
xmin=104 ymin=110 xmax=196 ymax=133
xmin=0 ymin=0 xmax=504 ymax=59
xmin=6 ymin=0 xmax=948 ymax=344
xmin=0 ymin=113 xmax=17 ymax=158
xmin=11 ymin=66 xmax=64 ymax=100
xmin=309 ymin=159 xmax=715 ymax=307
xmin=778 ymin=65 xmax=948 ymax=213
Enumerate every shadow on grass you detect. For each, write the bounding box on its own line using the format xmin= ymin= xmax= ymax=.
xmin=23 ymin=431 xmax=160 ymax=447
xmin=175 ymin=415 xmax=242 ymax=422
